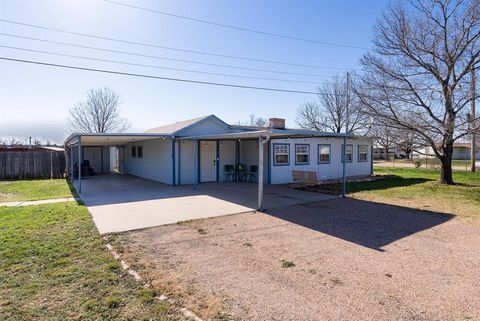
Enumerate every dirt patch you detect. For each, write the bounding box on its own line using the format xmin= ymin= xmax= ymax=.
xmin=0 ymin=192 xmax=15 ymax=199
xmin=112 ymin=198 xmax=480 ymax=321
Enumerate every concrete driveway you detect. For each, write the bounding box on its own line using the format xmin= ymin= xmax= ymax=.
xmin=77 ymin=174 xmax=335 ymax=234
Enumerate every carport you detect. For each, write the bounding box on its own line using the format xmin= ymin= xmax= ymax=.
xmin=77 ymin=174 xmax=336 ymax=233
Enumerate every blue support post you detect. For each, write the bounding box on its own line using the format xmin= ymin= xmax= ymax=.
xmin=342 ymin=136 xmax=346 ymax=198
xmin=78 ymin=139 xmax=82 ymax=193
xmin=172 ymin=139 xmax=176 ymax=186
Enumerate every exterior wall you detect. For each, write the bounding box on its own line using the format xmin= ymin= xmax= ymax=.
xmin=178 ymin=140 xmax=196 ymax=185
xmin=177 ymin=117 xmax=231 ymax=137
xmin=239 ymin=140 xmax=268 ymax=182
xmin=452 ymin=147 xmax=471 ymax=160
xmin=218 ymin=140 xmax=236 ymax=182
xmin=124 ymin=138 xmax=173 ymax=184
xmin=269 ymin=137 xmax=372 ymax=184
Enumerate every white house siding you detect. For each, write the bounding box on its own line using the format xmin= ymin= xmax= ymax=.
xmin=124 ymin=138 xmax=173 ymax=184
xmin=218 ymin=140 xmax=236 ymax=181
xmin=269 ymin=137 xmax=372 ymax=184
xmin=178 ymin=140 xmax=196 ymax=185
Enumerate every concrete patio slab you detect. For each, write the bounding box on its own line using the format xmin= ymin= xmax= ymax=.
xmin=76 ymin=174 xmax=335 ymax=234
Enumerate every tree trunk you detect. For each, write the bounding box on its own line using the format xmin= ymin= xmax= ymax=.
xmin=439 ymin=151 xmax=455 ymax=185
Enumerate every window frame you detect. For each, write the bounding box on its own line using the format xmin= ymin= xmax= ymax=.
xmin=341 ymin=144 xmax=353 ymax=163
xmin=273 ymin=143 xmax=290 ymax=166
xmin=358 ymin=145 xmax=368 ymax=162
xmin=137 ymin=145 xmax=143 ymax=158
xmin=317 ymin=144 xmax=331 ymax=164
xmin=295 ymin=144 xmax=310 ymax=165
xmin=132 ymin=145 xmax=137 ymax=158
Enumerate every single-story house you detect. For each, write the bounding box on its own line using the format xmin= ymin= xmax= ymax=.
xmin=412 ymin=143 xmax=480 ymax=160
xmin=64 ymin=115 xmax=372 ymax=208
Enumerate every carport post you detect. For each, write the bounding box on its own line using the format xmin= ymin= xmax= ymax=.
xmin=258 ymin=135 xmax=270 ymax=211
xmin=193 ymin=139 xmax=198 ymax=191
xmin=342 ymin=135 xmax=346 ymax=198
xmin=78 ymin=139 xmax=82 ymax=194
xmin=69 ymin=146 xmax=73 ymax=182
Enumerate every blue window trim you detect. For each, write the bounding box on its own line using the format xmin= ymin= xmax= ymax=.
xmin=341 ymin=144 xmax=353 ymax=163
xmin=294 ymin=143 xmax=310 ymax=165
xmin=317 ymin=144 xmax=331 ymax=164
xmin=273 ymin=143 xmax=290 ymax=166
xmin=357 ymin=144 xmax=368 ymax=162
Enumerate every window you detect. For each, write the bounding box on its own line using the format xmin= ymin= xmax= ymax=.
xmin=318 ymin=144 xmax=331 ymax=163
xmin=137 ymin=145 xmax=143 ymax=158
xmin=341 ymin=144 xmax=353 ymax=163
xmin=274 ymin=144 xmax=289 ymax=165
xmin=358 ymin=145 xmax=368 ymax=162
xmin=295 ymin=144 xmax=309 ymax=165
xmin=132 ymin=145 xmax=137 ymax=158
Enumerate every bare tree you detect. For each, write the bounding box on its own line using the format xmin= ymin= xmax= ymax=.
xmin=393 ymin=128 xmax=420 ymax=159
xmin=355 ymin=0 xmax=480 ymax=184
xmin=370 ymin=123 xmax=397 ymax=160
xmin=236 ymin=114 xmax=268 ymax=127
xmin=68 ymin=87 xmax=131 ymax=133
xmin=296 ymin=73 xmax=368 ymax=133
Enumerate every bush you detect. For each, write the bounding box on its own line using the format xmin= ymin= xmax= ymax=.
xmin=413 ymin=159 xmax=423 ymax=169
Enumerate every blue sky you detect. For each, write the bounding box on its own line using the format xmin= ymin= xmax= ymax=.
xmin=0 ymin=0 xmax=387 ymax=144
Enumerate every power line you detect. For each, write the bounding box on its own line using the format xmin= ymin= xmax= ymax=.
xmin=0 ymin=33 xmax=340 ymax=77
xmin=0 ymin=19 xmax=358 ymax=70
xmin=104 ymin=0 xmax=370 ymax=50
xmin=0 ymin=57 xmax=318 ymax=94
xmin=0 ymin=45 xmax=323 ymax=84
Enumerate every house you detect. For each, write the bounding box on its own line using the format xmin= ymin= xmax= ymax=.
xmin=64 ymin=115 xmax=373 ymax=207
xmin=373 ymin=145 xmax=409 ymax=160
xmin=412 ymin=143 xmax=480 ymax=160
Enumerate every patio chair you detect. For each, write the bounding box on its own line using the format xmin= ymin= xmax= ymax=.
xmin=224 ymin=164 xmax=235 ymax=182
xmin=236 ymin=163 xmax=247 ymax=182
xmin=244 ymin=165 xmax=258 ymax=182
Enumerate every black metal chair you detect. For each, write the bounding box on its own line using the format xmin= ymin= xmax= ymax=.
xmin=244 ymin=165 xmax=258 ymax=182
xmin=224 ymin=164 xmax=234 ymax=182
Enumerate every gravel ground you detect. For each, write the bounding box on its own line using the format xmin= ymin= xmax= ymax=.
xmin=115 ymin=198 xmax=480 ymax=321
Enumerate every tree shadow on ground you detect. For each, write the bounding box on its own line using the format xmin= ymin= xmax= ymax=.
xmin=265 ymin=197 xmax=455 ymax=251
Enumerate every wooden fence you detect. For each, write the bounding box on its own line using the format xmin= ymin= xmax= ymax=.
xmin=0 ymin=151 xmax=66 ymax=179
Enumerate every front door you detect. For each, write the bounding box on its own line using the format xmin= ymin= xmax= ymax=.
xmin=200 ymin=141 xmax=217 ymax=182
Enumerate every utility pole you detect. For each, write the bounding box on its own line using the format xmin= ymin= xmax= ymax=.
xmin=345 ymin=72 xmax=350 ymax=133
xmin=471 ymin=66 xmax=476 ymax=172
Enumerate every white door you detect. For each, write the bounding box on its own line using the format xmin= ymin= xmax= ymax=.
xmin=200 ymin=141 xmax=217 ymax=182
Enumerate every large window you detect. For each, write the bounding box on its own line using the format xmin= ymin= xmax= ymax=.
xmin=274 ymin=144 xmax=289 ymax=165
xmin=137 ymin=145 xmax=143 ymax=158
xmin=318 ymin=144 xmax=331 ymax=164
xmin=295 ymin=144 xmax=309 ymax=165
xmin=132 ymin=145 xmax=137 ymax=158
xmin=358 ymin=145 xmax=368 ymax=162
xmin=341 ymin=144 xmax=353 ymax=163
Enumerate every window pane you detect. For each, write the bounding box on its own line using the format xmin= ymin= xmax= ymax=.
xmin=275 ymin=155 xmax=288 ymax=164
xmin=138 ymin=146 xmax=143 ymax=158
xmin=132 ymin=146 xmax=136 ymax=158
xmin=297 ymin=154 xmax=308 ymax=163
xmin=274 ymin=144 xmax=289 ymax=164
xmin=319 ymin=145 xmax=330 ymax=163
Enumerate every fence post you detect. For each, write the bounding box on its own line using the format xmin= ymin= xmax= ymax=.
xmin=50 ymin=151 xmax=53 ymax=179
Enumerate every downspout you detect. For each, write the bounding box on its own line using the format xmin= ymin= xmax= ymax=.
xmin=258 ymin=134 xmax=270 ymax=211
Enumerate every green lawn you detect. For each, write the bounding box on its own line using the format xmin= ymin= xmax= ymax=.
xmin=0 ymin=179 xmax=73 ymax=202
xmin=0 ymin=202 xmax=179 ymax=320
xmin=320 ymin=167 xmax=480 ymax=224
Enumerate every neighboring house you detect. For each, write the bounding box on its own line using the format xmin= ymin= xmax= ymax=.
xmin=412 ymin=143 xmax=480 ymax=160
xmin=64 ymin=115 xmax=372 ymax=188
xmin=373 ymin=145 xmax=409 ymax=160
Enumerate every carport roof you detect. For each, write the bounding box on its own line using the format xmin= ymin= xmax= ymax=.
xmin=64 ymin=133 xmax=170 ymax=146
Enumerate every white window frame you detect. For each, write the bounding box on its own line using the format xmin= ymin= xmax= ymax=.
xmin=295 ymin=144 xmax=309 ymax=165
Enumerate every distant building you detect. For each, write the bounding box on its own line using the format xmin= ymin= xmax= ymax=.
xmin=412 ymin=143 xmax=480 ymax=160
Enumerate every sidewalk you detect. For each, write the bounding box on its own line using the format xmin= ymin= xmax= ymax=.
xmin=0 ymin=197 xmax=77 ymax=207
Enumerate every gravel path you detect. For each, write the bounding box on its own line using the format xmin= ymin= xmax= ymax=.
xmin=117 ymin=198 xmax=480 ymax=321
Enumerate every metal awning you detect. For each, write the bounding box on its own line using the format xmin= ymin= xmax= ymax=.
xmin=64 ymin=133 xmax=171 ymax=146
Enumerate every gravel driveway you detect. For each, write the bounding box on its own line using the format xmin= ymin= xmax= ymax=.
xmin=113 ymin=198 xmax=480 ymax=321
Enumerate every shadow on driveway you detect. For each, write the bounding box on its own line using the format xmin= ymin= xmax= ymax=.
xmin=265 ymin=197 xmax=455 ymax=251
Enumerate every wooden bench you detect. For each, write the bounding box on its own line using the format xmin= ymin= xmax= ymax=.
xmin=292 ymin=170 xmax=318 ymax=184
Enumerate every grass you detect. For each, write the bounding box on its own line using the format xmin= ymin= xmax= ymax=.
xmin=281 ymin=259 xmax=295 ymax=268
xmin=0 ymin=179 xmax=73 ymax=202
xmin=320 ymin=167 xmax=480 ymax=224
xmin=0 ymin=202 xmax=179 ymax=320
